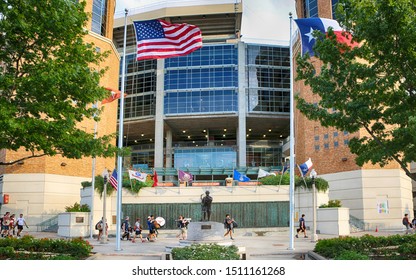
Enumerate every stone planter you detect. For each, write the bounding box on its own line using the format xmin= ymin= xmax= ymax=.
xmin=317 ymin=207 xmax=350 ymax=236
xmin=58 ymin=212 xmax=90 ymax=238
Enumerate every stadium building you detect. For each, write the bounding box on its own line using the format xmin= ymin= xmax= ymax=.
xmin=112 ymin=0 xmax=290 ymax=181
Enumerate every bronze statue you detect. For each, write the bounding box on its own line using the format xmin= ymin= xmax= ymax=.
xmin=201 ymin=191 xmax=213 ymax=221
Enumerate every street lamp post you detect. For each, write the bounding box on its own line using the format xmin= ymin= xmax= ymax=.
xmin=310 ymin=169 xmax=318 ymax=242
xmin=101 ymin=169 xmax=109 ymax=244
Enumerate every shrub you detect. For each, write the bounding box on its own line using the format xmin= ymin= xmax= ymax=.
xmin=259 ymin=173 xmax=329 ymax=192
xmin=65 ymin=202 xmax=90 ymax=212
xmin=171 ymin=244 xmax=240 ymax=260
xmin=0 ymin=235 xmax=92 ymax=260
xmin=334 ymin=250 xmax=369 ymax=260
xmin=314 ymin=234 xmax=416 ymax=260
xmin=319 ymin=199 xmax=342 ymax=208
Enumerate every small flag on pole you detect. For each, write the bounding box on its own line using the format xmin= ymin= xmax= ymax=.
xmin=178 ymin=170 xmax=193 ymax=182
xmin=109 ymin=169 xmax=118 ymax=190
xmin=233 ymin=170 xmax=250 ymax=182
xmin=128 ymin=170 xmax=147 ymax=182
xmin=152 ymin=170 xmax=158 ymax=187
xmin=258 ymin=168 xmax=276 ymax=179
xmin=298 ymin=158 xmax=313 ymax=177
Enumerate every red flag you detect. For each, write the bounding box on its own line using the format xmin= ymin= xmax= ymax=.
xmin=133 ymin=19 xmax=202 ymax=60
xmin=152 ymin=170 xmax=158 ymax=187
xmin=101 ymin=87 xmax=126 ymax=104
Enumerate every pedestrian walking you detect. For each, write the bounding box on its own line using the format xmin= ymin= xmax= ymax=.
xmin=121 ymin=216 xmax=131 ymax=240
xmin=296 ymin=214 xmax=308 ymax=238
xmin=224 ymin=214 xmax=235 ymax=240
xmin=96 ymin=217 xmax=108 ymax=241
xmin=1 ymin=212 xmax=10 ymax=237
xmin=8 ymin=214 xmax=15 ymax=236
xmin=176 ymin=215 xmax=189 ymax=240
xmin=132 ymin=218 xmax=144 ymax=243
xmin=402 ymin=214 xmax=411 ymax=234
xmin=15 ymin=214 xmax=28 ymax=237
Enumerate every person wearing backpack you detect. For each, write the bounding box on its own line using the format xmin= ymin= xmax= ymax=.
xmin=223 ymin=214 xmax=235 ymax=240
xmin=96 ymin=217 xmax=108 ymax=241
xmin=121 ymin=216 xmax=131 ymax=241
xmin=402 ymin=214 xmax=411 ymax=234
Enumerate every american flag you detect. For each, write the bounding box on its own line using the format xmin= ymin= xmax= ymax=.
xmin=109 ymin=169 xmax=118 ymax=191
xmin=133 ymin=19 xmax=202 ymax=60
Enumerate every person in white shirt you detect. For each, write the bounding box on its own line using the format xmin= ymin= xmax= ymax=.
xmin=15 ymin=213 xmax=28 ymax=237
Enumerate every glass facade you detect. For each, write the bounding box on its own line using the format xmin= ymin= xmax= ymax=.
xmin=91 ymin=0 xmax=108 ymax=36
xmin=332 ymin=0 xmax=339 ymax=19
xmin=164 ymin=45 xmax=239 ymax=115
xmin=120 ymin=43 xmax=290 ymax=172
xmin=247 ymin=45 xmax=290 ymax=113
xmin=122 ymin=56 xmax=157 ymax=119
xmin=174 ymin=147 xmax=236 ymax=169
xmin=303 ymin=0 xmax=318 ymax=18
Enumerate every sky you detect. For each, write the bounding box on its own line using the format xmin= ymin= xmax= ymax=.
xmin=115 ymin=0 xmax=297 ymax=45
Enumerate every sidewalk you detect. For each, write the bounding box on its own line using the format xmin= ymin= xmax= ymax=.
xmin=25 ymin=228 xmax=406 ymax=260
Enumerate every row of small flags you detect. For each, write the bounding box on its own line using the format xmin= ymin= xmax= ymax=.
xmin=257 ymin=158 xmax=313 ymax=179
xmin=108 ymin=169 xmax=159 ymax=191
xmin=107 ymin=157 xmax=314 ymax=190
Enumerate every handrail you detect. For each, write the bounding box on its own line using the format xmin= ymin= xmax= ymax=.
xmin=37 ymin=215 xmax=59 ymax=232
xmin=349 ymin=214 xmax=370 ymax=231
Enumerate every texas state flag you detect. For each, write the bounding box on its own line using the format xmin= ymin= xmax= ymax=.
xmin=294 ymin=17 xmax=359 ymax=56
xmin=298 ymin=158 xmax=313 ymax=177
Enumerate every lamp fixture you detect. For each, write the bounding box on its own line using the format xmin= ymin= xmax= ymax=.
xmin=61 ymin=162 xmax=67 ymax=167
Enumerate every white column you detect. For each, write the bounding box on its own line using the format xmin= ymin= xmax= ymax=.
xmin=154 ymin=59 xmax=165 ymax=169
xmin=237 ymin=41 xmax=247 ymax=167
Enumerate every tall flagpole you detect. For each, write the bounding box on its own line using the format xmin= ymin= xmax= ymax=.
xmin=89 ymin=102 xmax=98 ymax=239
xmin=288 ymin=12 xmax=295 ymax=251
xmin=115 ymin=8 xmax=128 ymax=251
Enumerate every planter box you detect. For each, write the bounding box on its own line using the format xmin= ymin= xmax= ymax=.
xmin=317 ymin=207 xmax=350 ymax=236
xmin=58 ymin=212 xmax=90 ymax=238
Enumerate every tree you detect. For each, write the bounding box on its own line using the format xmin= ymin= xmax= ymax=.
xmin=295 ymin=0 xmax=416 ymax=181
xmin=0 ymin=0 xmax=119 ymax=165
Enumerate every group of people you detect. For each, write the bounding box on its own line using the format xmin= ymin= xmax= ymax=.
xmin=96 ymin=215 xmax=161 ymax=243
xmin=402 ymin=213 xmax=416 ymax=234
xmin=0 ymin=212 xmax=29 ymax=238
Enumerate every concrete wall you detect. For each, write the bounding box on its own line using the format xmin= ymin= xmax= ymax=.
xmin=58 ymin=212 xmax=90 ymax=238
xmin=323 ymin=169 xmax=413 ymax=230
xmin=0 ymin=174 xmax=89 ymax=227
xmin=317 ymin=207 xmax=350 ymax=236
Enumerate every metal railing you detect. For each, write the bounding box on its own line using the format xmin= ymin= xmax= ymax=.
xmin=349 ymin=214 xmax=370 ymax=231
xmin=37 ymin=215 xmax=59 ymax=232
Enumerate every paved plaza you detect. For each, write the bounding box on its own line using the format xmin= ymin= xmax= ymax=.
xmin=26 ymin=227 xmax=406 ymax=260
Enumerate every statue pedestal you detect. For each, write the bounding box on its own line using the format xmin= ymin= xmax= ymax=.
xmin=185 ymin=221 xmax=225 ymax=242
xmin=165 ymin=222 xmax=233 ymax=254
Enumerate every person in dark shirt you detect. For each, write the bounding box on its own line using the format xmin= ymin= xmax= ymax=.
xmin=296 ymin=214 xmax=308 ymax=238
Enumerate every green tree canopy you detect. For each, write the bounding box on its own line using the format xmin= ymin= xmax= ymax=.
xmin=295 ymin=0 xmax=416 ymax=181
xmin=0 ymin=0 xmax=118 ymax=165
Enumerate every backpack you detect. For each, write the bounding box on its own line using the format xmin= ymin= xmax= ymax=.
xmin=403 ymin=218 xmax=408 ymax=225
xmin=95 ymin=221 xmax=102 ymax=230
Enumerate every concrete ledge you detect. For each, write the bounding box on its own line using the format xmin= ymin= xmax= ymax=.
xmin=307 ymin=250 xmax=327 ymax=260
